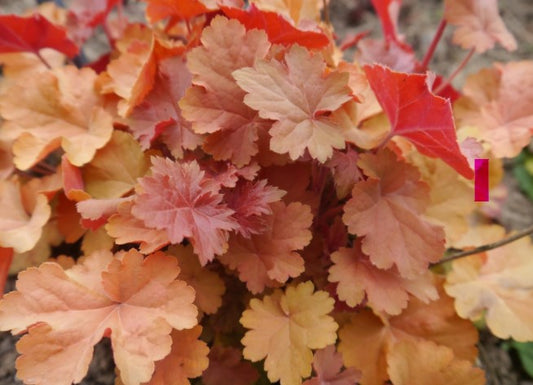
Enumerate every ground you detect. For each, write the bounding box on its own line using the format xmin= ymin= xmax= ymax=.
xmin=0 ymin=0 xmax=533 ymax=384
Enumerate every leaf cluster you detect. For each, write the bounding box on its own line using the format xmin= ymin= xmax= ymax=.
xmin=0 ymin=1 xmax=532 ymax=385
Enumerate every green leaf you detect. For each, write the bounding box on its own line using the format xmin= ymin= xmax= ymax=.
xmin=510 ymin=341 xmax=533 ymax=378
xmin=514 ymin=148 xmax=533 ymax=202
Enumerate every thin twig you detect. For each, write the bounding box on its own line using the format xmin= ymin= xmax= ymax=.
xmin=434 ymin=223 xmax=533 ymax=266
xmin=433 ymin=47 xmax=475 ymax=94
xmin=322 ymin=0 xmax=330 ymax=26
xmin=419 ymin=19 xmax=447 ymax=71
xmin=35 ymin=51 xmax=52 ymax=69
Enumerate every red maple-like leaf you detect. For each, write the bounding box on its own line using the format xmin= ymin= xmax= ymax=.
xmin=221 ymin=5 xmax=330 ymax=50
xmin=364 ymin=64 xmax=473 ymax=179
xmin=0 ymin=14 xmax=79 ymax=58
xmin=132 ymin=157 xmax=238 ymax=265
xmin=67 ymin=0 xmax=121 ymax=44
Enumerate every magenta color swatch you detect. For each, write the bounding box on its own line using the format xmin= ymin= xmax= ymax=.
xmin=474 ymin=159 xmax=489 ymax=202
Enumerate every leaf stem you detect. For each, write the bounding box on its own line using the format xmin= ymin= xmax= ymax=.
xmin=434 ymin=223 xmax=533 ymax=266
xmin=433 ymin=47 xmax=475 ymax=94
xmin=35 ymin=51 xmax=52 ymax=69
xmin=322 ymin=0 xmax=330 ymax=26
xmin=419 ymin=19 xmax=447 ymax=71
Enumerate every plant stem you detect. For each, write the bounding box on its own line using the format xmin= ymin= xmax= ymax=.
xmin=35 ymin=51 xmax=52 ymax=69
xmin=433 ymin=47 xmax=475 ymax=94
xmin=419 ymin=19 xmax=447 ymax=71
xmin=434 ymin=223 xmax=533 ymax=266
xmin=322 ymin=0 xmax=330 ymax=26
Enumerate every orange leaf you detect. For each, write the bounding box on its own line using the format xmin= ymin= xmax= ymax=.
xmin=0 ymin=177 xmax=51 ymax=253
xmin=0 ymin=66 xmax=113 ymax=170
xmin=179 ymin=16 xmax=271 ymax=166
xmin=407 ymin=153 xmax=476 ymax=246
xmin=250 ymin=0 xmax=322 ymax=24
xmin=241 ymin=281 xmax=338 ymax=385
xmin=234 ymin=45 xmax=352 ymax=162
xmin=106 ymin=200 xmax=169 ymax=254
xmin=328 ymin=239 xmax=437 ymax=315
xmin=100 ymin=25 xmax=157 ymax=117
xmin=0 ymin=249 xmax=197 ymax=385
xmin=168 ymin=245 xmax=225 ymax=315
xmin=342 ymin=149 xmax=445 ymax=278
xmin=456 ymin=61 xmax=533 ymax=158
xmin=125 ymin=56 xmax=201 ymax=158
xmin=56 ymin=193 xmax=86 ymax=242
xmin=388 ymin=340 xmax=485 ymax=385
xmin=444 ymin=0 xmax=516 ymax=53
xmin=219 ymin=201 xmax=312 ymax=294
xmin=144 ymin=0 xmax=214 ymax=23
xmin=82 ymin=131 xmax=150 ymax=199
xmin=141 ymin=326 xmax=209 ymax=385
xmin=445 ymin=235 xmax=533 ymax=341
xmin=338 ymin=287 xmax=478 ymax=385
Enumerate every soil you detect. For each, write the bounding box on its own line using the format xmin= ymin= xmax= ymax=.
xmin=1 ymin=0 xmax=533 ymax=384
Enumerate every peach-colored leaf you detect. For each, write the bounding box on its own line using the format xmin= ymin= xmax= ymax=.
xmin=342 ymin=149 xmax=445 ymax=278
xmin=328 ymin=239 xmax=437 ymax=315
xmin=0 ymin=177 xmax=51 ymax=253
xmin=456 ymin=61 xmax=533 ymax=158
xmin=445 ymin=236 xmax=533 ymax=341
xmin=61 ymin=155 xmax=91 ymax=202
xmin=142 ymin=326 xmax=209 ymax=385
xmin=125 ymin=56 xmax=202 ymax=158
xmin=0 ymin=66 xmax=113 ymax=170
xmin=167 ymin=245 xmax=225 ymax=314
xmin=132 ymin=157 xmax=238 ymax=265
xmin=219 ymin=201 xmax=312 ymax=294
xmin=338 ymin=287 xmax=479 ymax=385
xmin=326 ymin=148 xmax=363 ymax=199
xmin=0 ymin=249 xmax=198 ymax=385
xmin=388 ymin=340 xmax=485 ymax=385
xmin=82 ymin=131 xmax=150 ymax=199
xmin=303 ymin=345 xmax=361 ymax=385
xmin=100 ymin=25 xmax=157 ymax=117
xmin=106 ymin=200 xmax=169 ymax=254
xmin=234 ymin=45 xmax=352 ymax=162
xmin=408 ymin=153 xmax=476 ymax=246
xmin=57 ymin=192 xmax=86 ymax=242
xmin=444 ymin=0 xmax=516 ymax=53
xmin=241 ymin=281 xmax=338 ymax=385
xmin=202 ymin=346 xmax=259 ymax=385
xmin=179 ymin=16 xmax=271 ymax=166
xmin=77 ymin=197 xmax=131 ymax=230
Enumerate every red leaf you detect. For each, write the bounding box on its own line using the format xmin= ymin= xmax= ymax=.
xmin=0 ymin=14 xmax=79 ymax=58
xmin=144 ymin=0 xmax=213 ymax=23
xmin=221 ymin=5 xmax=329 ymax=50
xmin=364 ymin=65 xmax=473 ymax=179
xmin=371 ymin=0 xmax=402 ymax=44
xmin=0 ymin=247 xmax=13 ymax=298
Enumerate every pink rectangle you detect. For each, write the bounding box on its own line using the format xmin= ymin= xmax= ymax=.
xmin=474 ymin=159 xmax=489 ymax=202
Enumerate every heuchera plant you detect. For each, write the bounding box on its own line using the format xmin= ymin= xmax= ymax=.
xmin=0 ymin=0 xmax=532 ymax=384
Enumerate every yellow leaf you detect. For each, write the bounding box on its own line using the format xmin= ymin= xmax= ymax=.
xmin=240 ymin=281 xmax=338 ymax=385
